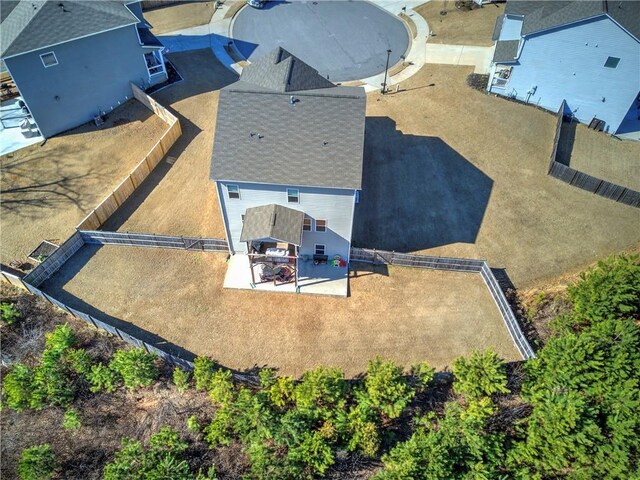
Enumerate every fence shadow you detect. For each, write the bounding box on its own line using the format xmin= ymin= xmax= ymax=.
xmin=555 ymin=118 xmax=576 ymax=166
xmin=349 ymin=261 xmax=390 ymax=278
xmin=353 ymin=116 xmax=493 ymax=252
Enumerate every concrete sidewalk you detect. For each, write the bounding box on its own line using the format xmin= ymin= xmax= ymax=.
xmin=424 ymin=43 xmax=495 ymax=74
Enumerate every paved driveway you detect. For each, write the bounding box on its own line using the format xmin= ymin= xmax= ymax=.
xmin=232 ymin=1 xmax=410 ymax=81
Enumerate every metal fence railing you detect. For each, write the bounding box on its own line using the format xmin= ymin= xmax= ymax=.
xmin=547 ymin=100 xmax=640 ymax=208
xmin=350 ymin=247 xmax=536 ymax=360
xmin=79 ymin=230 xmax=229 ymax=252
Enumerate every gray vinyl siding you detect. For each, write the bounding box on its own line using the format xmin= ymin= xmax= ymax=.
xmin=490 ymin=16 xmax=640 ymax=133
xmin=4 ymin=25 xmax=162 ymax=138
xmin=217 ymin=181 xmax=356 ymax=260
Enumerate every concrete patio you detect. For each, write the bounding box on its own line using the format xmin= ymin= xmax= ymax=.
xmin=223 ymin=254 xmax=349 ymax=297
xmin=0 ymin=96 xmax=43 ymax=156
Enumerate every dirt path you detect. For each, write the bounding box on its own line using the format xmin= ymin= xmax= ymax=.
xmin=0 ymin=100 xmax=166 ymax=266
xmin=41 ymin=246 xmax=521 ymax=377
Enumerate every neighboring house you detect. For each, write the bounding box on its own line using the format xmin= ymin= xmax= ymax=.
xmin=1 ymin=0 xmax=167 ymax=138
xmin=210 ymin=47 xmax=366 ymax=292
xmin=488 ymin=0 xmax=640 ymax=136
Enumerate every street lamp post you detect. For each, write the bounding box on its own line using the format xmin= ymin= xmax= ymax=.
xmin=382 ymin=49 xmax=392 ymax=94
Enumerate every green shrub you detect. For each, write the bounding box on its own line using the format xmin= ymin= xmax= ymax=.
xmin=566 ymin=254 xmax=640 ymax=328
xmin=338 ymin=403 xmax=380 ymax=457
xmin=294 ymin=366 xmax=346 ymax=413
xmin=187 ymin=415 xmax=201 ymax=433
xmin=44 ymin=323 xmax=75 ymax=353
xmin=269 ymin=375 xmax=295 ymax=408
xmin=287 ymin=431 xmax=335 ymax=477
xmin=63 ymin=408 xmax=81 ymax=430
xmin=103 ymin=427 xmax=197 ymax=480
xmin=208 ymin=369 xmax=235 ymax=406
xmin=1 ymin=302 xmax=20 ymax=325
xmin=66 ymin=348 xmax=93 ymax=376
xmin=410 ymin=361 xmax=436 ymax=390
xmin=18 ymin=444 xmax=56 ymax=480
xmin=2 ymin=363 xmax=34 ymax=412
xmin=452 ymin=349 xmax=509 ymax=400
xmin=87 ymin=363 xmax=119 ymax=393
xmin=193 ymin=356 xmax=216 ymax=391
xmin=109 ymin=348 xmax=158 ymax=389
xmin=362 ymin=357 xmax=413 ymax=419
xmin=173 ymin=367 xmax=191 ymax=393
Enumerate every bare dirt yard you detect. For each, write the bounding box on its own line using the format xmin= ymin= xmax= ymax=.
xmin=416 ymin=0 xmax=504 ymax=46
xmin=144 ymin=1 xmax=215 ymax=35
xmin=0 ymin=100 xmax=166 ymax=266
xmin=558 ymin=122 xmax=640 ymax=191
xmin=102 ymin=50 xmax=237 ymax=238
xmin=356 ymin=64 xmax=640 ymax=288
xmin=40 ymin=246 xmax=521 ymax=377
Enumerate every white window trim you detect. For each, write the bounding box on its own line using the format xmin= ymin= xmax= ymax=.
xmin=227 ymin=184 xmax=240 ymax=199
xmin=40 ymin=51 xmax=58 ymax=68
xmin=287 ymin=188 xmax=300 ymax=203
xmin=314 ymin=244 xmax=326 ymax=256
xmin=315 ymin=219 xmax=327 ymax=232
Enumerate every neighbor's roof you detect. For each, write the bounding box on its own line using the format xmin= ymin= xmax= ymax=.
xmin=505 ymin=0 xmax=640 ymax=40
xmin=240 ymin=204 xmax=304 ymax=246
xmin=211 ymin=48 xmax=366 ymax=190
xmin=1 ymin=1 xmax=140 ymax=59
xmin=493 ymin=40 xmax=520 ymax=63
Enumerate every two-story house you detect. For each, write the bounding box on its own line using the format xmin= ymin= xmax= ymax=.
xmin=488 ymin=0 xmax=640 ymax=138
xmin=210 ymin=47 xmax=366 ymax=296
xmin=1 ymin=0 xmax=167 ymax=139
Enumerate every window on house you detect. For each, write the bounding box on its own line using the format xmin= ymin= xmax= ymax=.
xmin=227 ymin=184 xmax=240 ymax=199
xmin=314 ymin=244 xmax=326 ymax=256
xmin=315 ymin=219 xmax=327 ymax=232
xmin=604 ymin=56 xmax=620 ymax=69
xmin=303 ymin=217 xmax=312 ymax=231
xmin=241 ymin=214 xmax=245 ymax=223
xmin=40 ymin=52 xmax=58 ymax=67
xmin=287 ymin=188 xmax=299 ymax=203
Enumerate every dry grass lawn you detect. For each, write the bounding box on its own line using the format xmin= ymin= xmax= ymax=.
xmin=102 ymin=50 xmax=237 ymax=238
xmin=145 ymin=1 xmax=215 ymax=35
xmin=416 ymin=0 xmax=503 ymax=46
xmin=559 ymin=123 xmax=640 ymax=191
xmin=0 ymin=100 xmax=166 ymax=266
xmin=41 ymin=246 xmax=521 ymax=377
xmin=359 ymin=64 xmax=640 ymax=288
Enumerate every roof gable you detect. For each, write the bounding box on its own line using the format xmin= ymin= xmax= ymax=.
xmin=1 ymin=1 xmax=139 ymax=59
xmin=239 ymin=46 xmax=335 ymax=93
xmin=240 ymin=204 xmax=304 ymax=246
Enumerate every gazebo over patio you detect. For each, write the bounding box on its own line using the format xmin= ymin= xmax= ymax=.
xmin=240 ymin=204 xmax=304 ymax=289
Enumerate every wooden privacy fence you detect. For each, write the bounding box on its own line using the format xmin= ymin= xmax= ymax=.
xmin=80 ymin=230 xmax=229 ymax=252
xmin=350 ymin=248 xmax=536 ymax=360
xmin=547 ymin=100 xmax=640 ymax=208
xmin=76 ymin=84 xmax=182 ymax=230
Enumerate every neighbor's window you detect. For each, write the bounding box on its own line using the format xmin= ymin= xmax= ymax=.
xmin=604 ymin=56 xmax=620 ymax=68
xmin=315 ymin=244 xmax=326 ymax=256
xmin=287 ymin=188 xmax=299 ymax=203
xmin=227 ymin=184 xmax=240 ymax=199
xmin=40 ymin=52 xmax=58 ymax=67
xmin=241 ymin=214 xmax=245 ymax=223
xmin=303 ymin=217 xmax=312 ymax=231
xmin=315 ymin=219 xmax=327 ymax=232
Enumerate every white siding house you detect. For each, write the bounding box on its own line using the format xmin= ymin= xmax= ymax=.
xmin=210 ymin=48 xmax=366 ymax=295
xmin=488 ymin=0 xmax=640 ymax=137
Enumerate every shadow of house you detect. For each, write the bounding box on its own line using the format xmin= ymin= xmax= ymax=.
xmin=352 ymin=117 xmax=493 ymax=252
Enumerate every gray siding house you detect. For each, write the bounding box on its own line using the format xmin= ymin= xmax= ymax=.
xmin=1 ymin=0 xmax=167 ymax=138
xmin=488 ymin=0 xmax=640 ymax=137
xmin=210 ymin=48 xmax=366 ymax=294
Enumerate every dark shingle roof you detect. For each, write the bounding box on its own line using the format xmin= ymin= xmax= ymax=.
xmin=240 ymin=204 xmax=304 ymax=246
xmin=1 ymin=1 xmax=139 ymax=58
xmin=493 ymin=40 xmax=520 ymax=63
xmin=211 ymin=48 xmax=366 ymax=190
xmin=504 ymin=0 xmax=640 ymax=40
xmin=239 ymin=47 xmax=335 ymax=93
xmin=492 ymin=14 xmax=505 ymax=41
